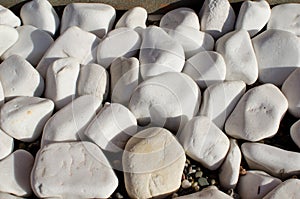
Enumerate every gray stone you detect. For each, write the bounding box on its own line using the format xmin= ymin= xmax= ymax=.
xmin=263 ymin=179 xmax=300 ymax=199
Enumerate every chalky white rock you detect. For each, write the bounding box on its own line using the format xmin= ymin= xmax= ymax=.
xmin=31 ymin=142 xmax=118 ymax=199
xmin=290 ymin=120 xmax=300 ymax=148
xmin=225 ymin=84 xmax=288 ymax=141
xmin=0 ymin=193 xmax=25 ymax=199
xmin=115 ymin=7 xmax=147 ymax=29
xmin=263 ymin=179 xmax=300 ymax=199
xmin=0 ymin=129 xmax=13 ymax=160
xmin=176 ymin=186 xmax=232 ymax=199
xmin=0 ymin=25 xmax=18 ymax=56
xmin=0 ymin=5 xmax=21 ymax=27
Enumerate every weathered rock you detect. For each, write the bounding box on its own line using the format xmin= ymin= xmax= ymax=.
xmin=0 ymin=25 xmax=18 ymax=56
xmin=115 ymin=7 xmax=147 ymax=29
xmin=0 ymin=193 xmax=25 ymax=199
xmin=263 ymin=179 xmax=300 ymax=199
xmin=0 ymin=129 xmax=13 ymax=160
xmin=176 ymin=186 xmax=232 ymax=199
xmin=291 ymin=119 xmax=300 ymax=148
xmin=0 ymin=5 xmax=21 ymax=27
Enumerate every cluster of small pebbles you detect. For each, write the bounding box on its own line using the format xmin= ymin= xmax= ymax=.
xmin=0 ymin=0 xmax=300 ymax=198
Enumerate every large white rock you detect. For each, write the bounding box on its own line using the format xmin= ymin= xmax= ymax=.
xmin=176 ymin=186 xmax=232 ymax=199
xmin=199 ymin=0 xmax=236 ymax=39
xmin=61 ymin=3 xmax=116 ymax=38
xmin=225 ymin=84 xmax=288 ymax=141
xmin=241 ymin=142 xmax=300 ymax=178
xmin=2 ymin=25 xmax=54 ymax=66
xmin=0 ymin=96 xmax=53 ymax=142
xmin=115 ymin=7 xmax=147 ymax=29
xmin=282 ymin=68 xmax=300 ymax=118
xmin=20 ymin=0 xmax=60 ymax=36
xmin=235 ymin=0 xmax=271 ymax=37
xmin=0 ymin=25 xmax=18 ymax=56
xmin=183 ymin=51 xmax=226 ymax=89
xmin=0 ymin=129 xmax=13 ymax=160
xmin=123 ymin=127 xmax=185 ymax=199
xmin=139 ymin=26 xmax=185 ymax=80
xmin=97 ymin=27 xmax=141 ymax=68
xmin=0 ymin=193 xmax=25 ymax=199
xmin=216 ymin=29 xmax=258 ymax=85
xmin=36 ymin=26 xmax=100 ymax=78
xmin=0 ymin=5 xmax=21 ymax=27
xmin=0 ymin=150 xmax=34 ymax=197
xmin=252 ymin=29 xmax=300 ymax=86
xmin=0 ymin=55 xmax=44 ymax=99
xmin=199 ymin=81 xmax=246 ymax=129
xmin=129 ymin=72 xmax=201 ymax=132
xmin=179 ymin=116 xmax=230 ymax=170
xmin=291 ymin=120 xmax=300 ymax=148
xmin=110 ymin=57 xmax=139 ymax=106
xmin=263 ymin=179 xmax=300 ymax=199
xmin=41 ymin=95 xmax=102 ymax=147
xmin=31 ymin=142 xmax=118 ymax=199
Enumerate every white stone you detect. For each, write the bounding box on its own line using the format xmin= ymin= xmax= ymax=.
xmin=0 ymin=25 xmax=18 ymax=56
xmin=139 ymin=26 xmax=185 ymax=80
xmin=2 ymin=25 xmax=54 ymax=66
xmin=0 ymin=150 xmax=34 ymax=197
xmin=0 ymin=5 xmax=21 ymax=27
xmin=129 ymin=72 xmax=201 ymax=132
xmin=241 ymin=142 xmax=300 ymax=178
xmin=176 ymin=186 xmax=232 ymax=199
xmin=219 ymin=139 xmax=241 ymax=190
xmin=237 ymin=170 xmax=282 ymax=199
xmin=110 ymin=57 xmax=139 ymax=106
xmin=31 ymin=142 xmax=118 ymax=199
xmin=77 ymin=63 xmax=108 ymax=101
xmin=199 ymin=0 xmax=236 ymax=39
xmin=0 ymin=129 xmax=13 ymax=160
xmin=282 ymin=68 xmax=300 ymax=118
xmin=41 ymin=95 xmax=102 ymax=147
xmin=183 ymin=51 xmax=226 ymax=89
xmin=0 ymin=193 xmax=25 ymax=199
xmin=0 ymin=81 xmax=4 ymax=106
xmin=199 ymin=81 xmax=246 ymax=129
xmin=115 ymin=7 xmax=147 ymax=29
xmin=179 ymin=116 xmax=230 ymax=170
xmin=97 ymin=27 xmax=141 ymax=68
xmin=291 ymin=120 xmax=300 ymax=148
xmin=235 ymin=0 xmax=271 ymax=37
xmin=252 ymin=29 xmax=300 ymax=86
xmin=20 ymin=0 xmax=60 ymax=36
xmin=61 ymin=3 xmax=116 ymax=38
xmin=123 ymin=127 xmax=185 ymax=199
xmin=216 ymin=29 xmax=258 ymax=85
xmin=0 ymin=55 xmax=44 ymax=99
xmin=0 ymin=96 xmax=54 ymax=142
xmin=36 ymin=26 xmax=100 ymax=78
xmin=267 ymin=4 xmax=300 ymax=37
xmin=225 ymin=84 xmax=288 ymax=141
xmin=263 ymin=179 xmax=300 ymax=199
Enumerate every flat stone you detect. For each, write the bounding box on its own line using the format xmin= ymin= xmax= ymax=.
xmin=0 ymin=193 xmax=25 ymax=199
xmin=123 ymin=127 xmax=185 ymax=198
xmin=241 ymin=142 xmax=300 ymax=178
xmin=199 ymin=81 xmax=246 ymax=129
xmin=97 ymin=27 xmax=141 ymax=68
xmin=0 ymin=25 xmax=18 ymax=56
xmin=183 ymin=51 xmax=226 ymax=89
xmin=235 ymin=0 xmax=271 ymax=37
xmin=2 ymin=25 xmax=54 ymax=66
xmin=60 ymin=3 xmax=116 ymax=38
xmin=0 ymin=5 xmax=21 ymax=27
xmin=291 ymin=120 xmax=300 ymax=148
xmin=0 ymin=129 xmax=13 ymax=160
xmin=263 ymin=179 xmax=300 ymax=199
xmin=0 ymin=150 xmax=34 ymax=197
xmin=36 ymin=26 xmax=100 ymax=78
xmin=179 ymin=116 xmax=230 ymax=170
xmin=41 ymin=95 xmax=102 ymax=147
xmin=225 ymin=84 xmax=288 ymax=141
xmin=0 ymin=55 xmax=44 ymax=99
xmin=237 ymin=170 xmax=282 ymax=199
xmin=31 ymin=142 xmax=118 ymax=199
xmin=0 ymin=96 xmax=53 ymax=142
xmin=20 ymin=0 xmax=60 ymax=36
xmin=115 ymin=7 xmax=147 ymax=29
xmin=176 ymin=186 xmax=232 ymax=199
xmin=216 ymin=29 xmax=258 ymax=85
xmin=252 ymin=29 xmax=300 ymax=86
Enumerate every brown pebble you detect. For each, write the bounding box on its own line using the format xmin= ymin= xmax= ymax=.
xmin=194 ymin=185 xmax=200 ymax=191
xmin=239 ymin=166 xmax=247 ymax=175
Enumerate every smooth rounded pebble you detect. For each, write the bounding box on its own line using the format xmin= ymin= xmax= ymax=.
xmin=291 ymin=120 xmax=300 ymax=148
xmin=41 ymin=95 xmax=102 ymax=147
xmin=0 ymin=25 xmax=18 ymax=56
xmin=183 ymin=51 xmax=226 ymax=89
xmin=216 ymin=29 xmax=258 ymax=85
xmin=0 ymin=5 xmax=21 ymax=27
xmin=225 ymin=84 xmax=288 ymax=141
xmin=237 ymin=170 xmax=282 ymax=199
xmin=20 ymin=0 xmax=60 ymax=36
xmin=241 ymin=142 xmax=300 ymax=178
xmin=0 ymin=55 xmax=44 ymax=99
xmin=235 ymin=0 xmax=271 ymax=37
xmin=176 ymin=186 xmax=232 ymax=199
xmin=123 ymin=127 xmax=185 ymax=198
xmin=0 ymin=129 xmax=13 ymax=160
xmin=0 ymin=193 xmax=25 ymax=199
xmin=31 ymin=142 xmax=118 ymax=199
xmin=115 ymin=7 xmax=147 ymax=29
xmin=0 ymin=96 xmax=54 ymax=142
xmin=252 ymin=29 xmax=300 ymax=86
xmin=61 ymin=3 xmax=116 ymax=38
xmin=97 ymin=27 xmax=141 ymax=68
xmin=129 ymin=72 xmax=201 ymax=132
xmin=0 ymin=150 xmax=34 ymax=197
xmin=263 ymin=179 xmax=300 ymax=199
xmin=199 ymin=81 xmax=246 ymax=129
xmin=282 ymin=68 xmax=300 ymax=118
xmin=2 ymin=25 xmax=54 ymax=66
xmin=179 ymin=116 xmax=230 ymax=170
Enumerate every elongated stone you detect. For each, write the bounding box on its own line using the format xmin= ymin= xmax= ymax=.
xmin=263 ymin=179 xmax=300 ymax=199
xmin=0 ymin=5 xmax=21 ymax=27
